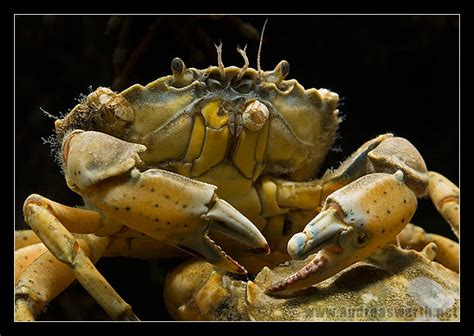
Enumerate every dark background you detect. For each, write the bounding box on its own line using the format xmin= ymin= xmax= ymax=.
xmin=14 ymin=15 xmax=459 ymax=320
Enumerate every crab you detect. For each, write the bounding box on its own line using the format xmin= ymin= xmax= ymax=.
xmin=14 ymin=41 xmax=459 ymax=321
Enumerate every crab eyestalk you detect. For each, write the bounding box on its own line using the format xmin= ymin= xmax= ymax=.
xmin=170 ymin=57 xmax=194 ymax=87
xmin=263 ymin=60 xmax=290 ymax=85
xmin=267 ymin=170 xmax=418 ymax=295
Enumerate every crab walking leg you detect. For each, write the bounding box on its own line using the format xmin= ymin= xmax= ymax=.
xmin=394 ymin=223 xmax=459 ymax=273
xmin=15 ymin=243 xmax=48 ymax=284
xmin=427 ymin=233 xmax=459 ymax=273
xmin=428 ymin=171 xmax=460 ymax=238
xmin=14 ymin=235 xmax=107 ymax=321
xmin=15 ymin=230 xmax=42 ymax=250
xmin=23 ymin=196 xmax=138 ymax=321
xmin=267 ymin=171 xmax=417 ymax=294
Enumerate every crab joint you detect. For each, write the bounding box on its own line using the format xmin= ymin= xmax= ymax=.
xmin=242 ymin=100 xmax=269 ymax=132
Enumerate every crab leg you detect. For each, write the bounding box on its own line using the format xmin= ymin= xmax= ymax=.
xmin=15 ymin=243 xmax=48 ymax=284
xmin=394 ymin=223 xmax=459 ymax=272
xmin=22 ymin=195 xmax=138 ymax=321
xmin=15 ymin=230 xmax=42 ymax=250
xmin=428 ymin=171 xmax=460 ymax=238
xmin=426 ymin=233 xmax=459 ymax=272
xmin=15 ymin=234 xmax=109 ymax=321
xmin=267 ymin=170 xmax=417 ymax=294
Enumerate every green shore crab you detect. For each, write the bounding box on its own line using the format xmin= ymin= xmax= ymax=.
xmin=15 ymin=40 xmax=459 ymax=321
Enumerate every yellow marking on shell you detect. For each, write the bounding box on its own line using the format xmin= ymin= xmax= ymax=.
xmin=201 ymin=100 xmax=228 ymax=129
xmin=184 ymin=115 xmax=205 ymax=162
xmin=233 ymin=129 xmax=259 ymax=178
xmin=191 ymin=127 xmax=229 ymax=177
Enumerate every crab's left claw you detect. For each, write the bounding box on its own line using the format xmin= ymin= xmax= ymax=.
xmin=266 ymin=170 xmax=418 ymax=295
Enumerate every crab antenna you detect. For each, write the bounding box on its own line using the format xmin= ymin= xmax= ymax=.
xmin=214 ymin=41 xmax=225 ymax=81
xmin=257 ymin=19 xmax=268 ymax=78
xmin=236 ymin=44 xmax=249 ymax=80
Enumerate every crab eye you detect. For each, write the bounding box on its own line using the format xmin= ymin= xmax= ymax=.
xmin=171 ymin=57 xmax=185 ymax=73
xmin=280 ymin=60 xmax=290 ymax=78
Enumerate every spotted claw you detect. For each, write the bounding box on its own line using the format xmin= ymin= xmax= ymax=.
xmin=189 ymin=196 xmax=271 ymax=274
xmin=266 ymin=170 xmax=417 ymax=294
xmin=62 ymin=130 xmax=269 ymax=276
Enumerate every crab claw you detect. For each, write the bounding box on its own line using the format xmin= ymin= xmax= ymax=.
xmin=287 ymin=211 xmax=347 ymax=261
xmin=62 ymin=130 xmax=269 ymax=276
xmin=266 ymin=170 xmax=417 ymax=294
xmin=187 ymin=196 xmax=270 ymax=274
